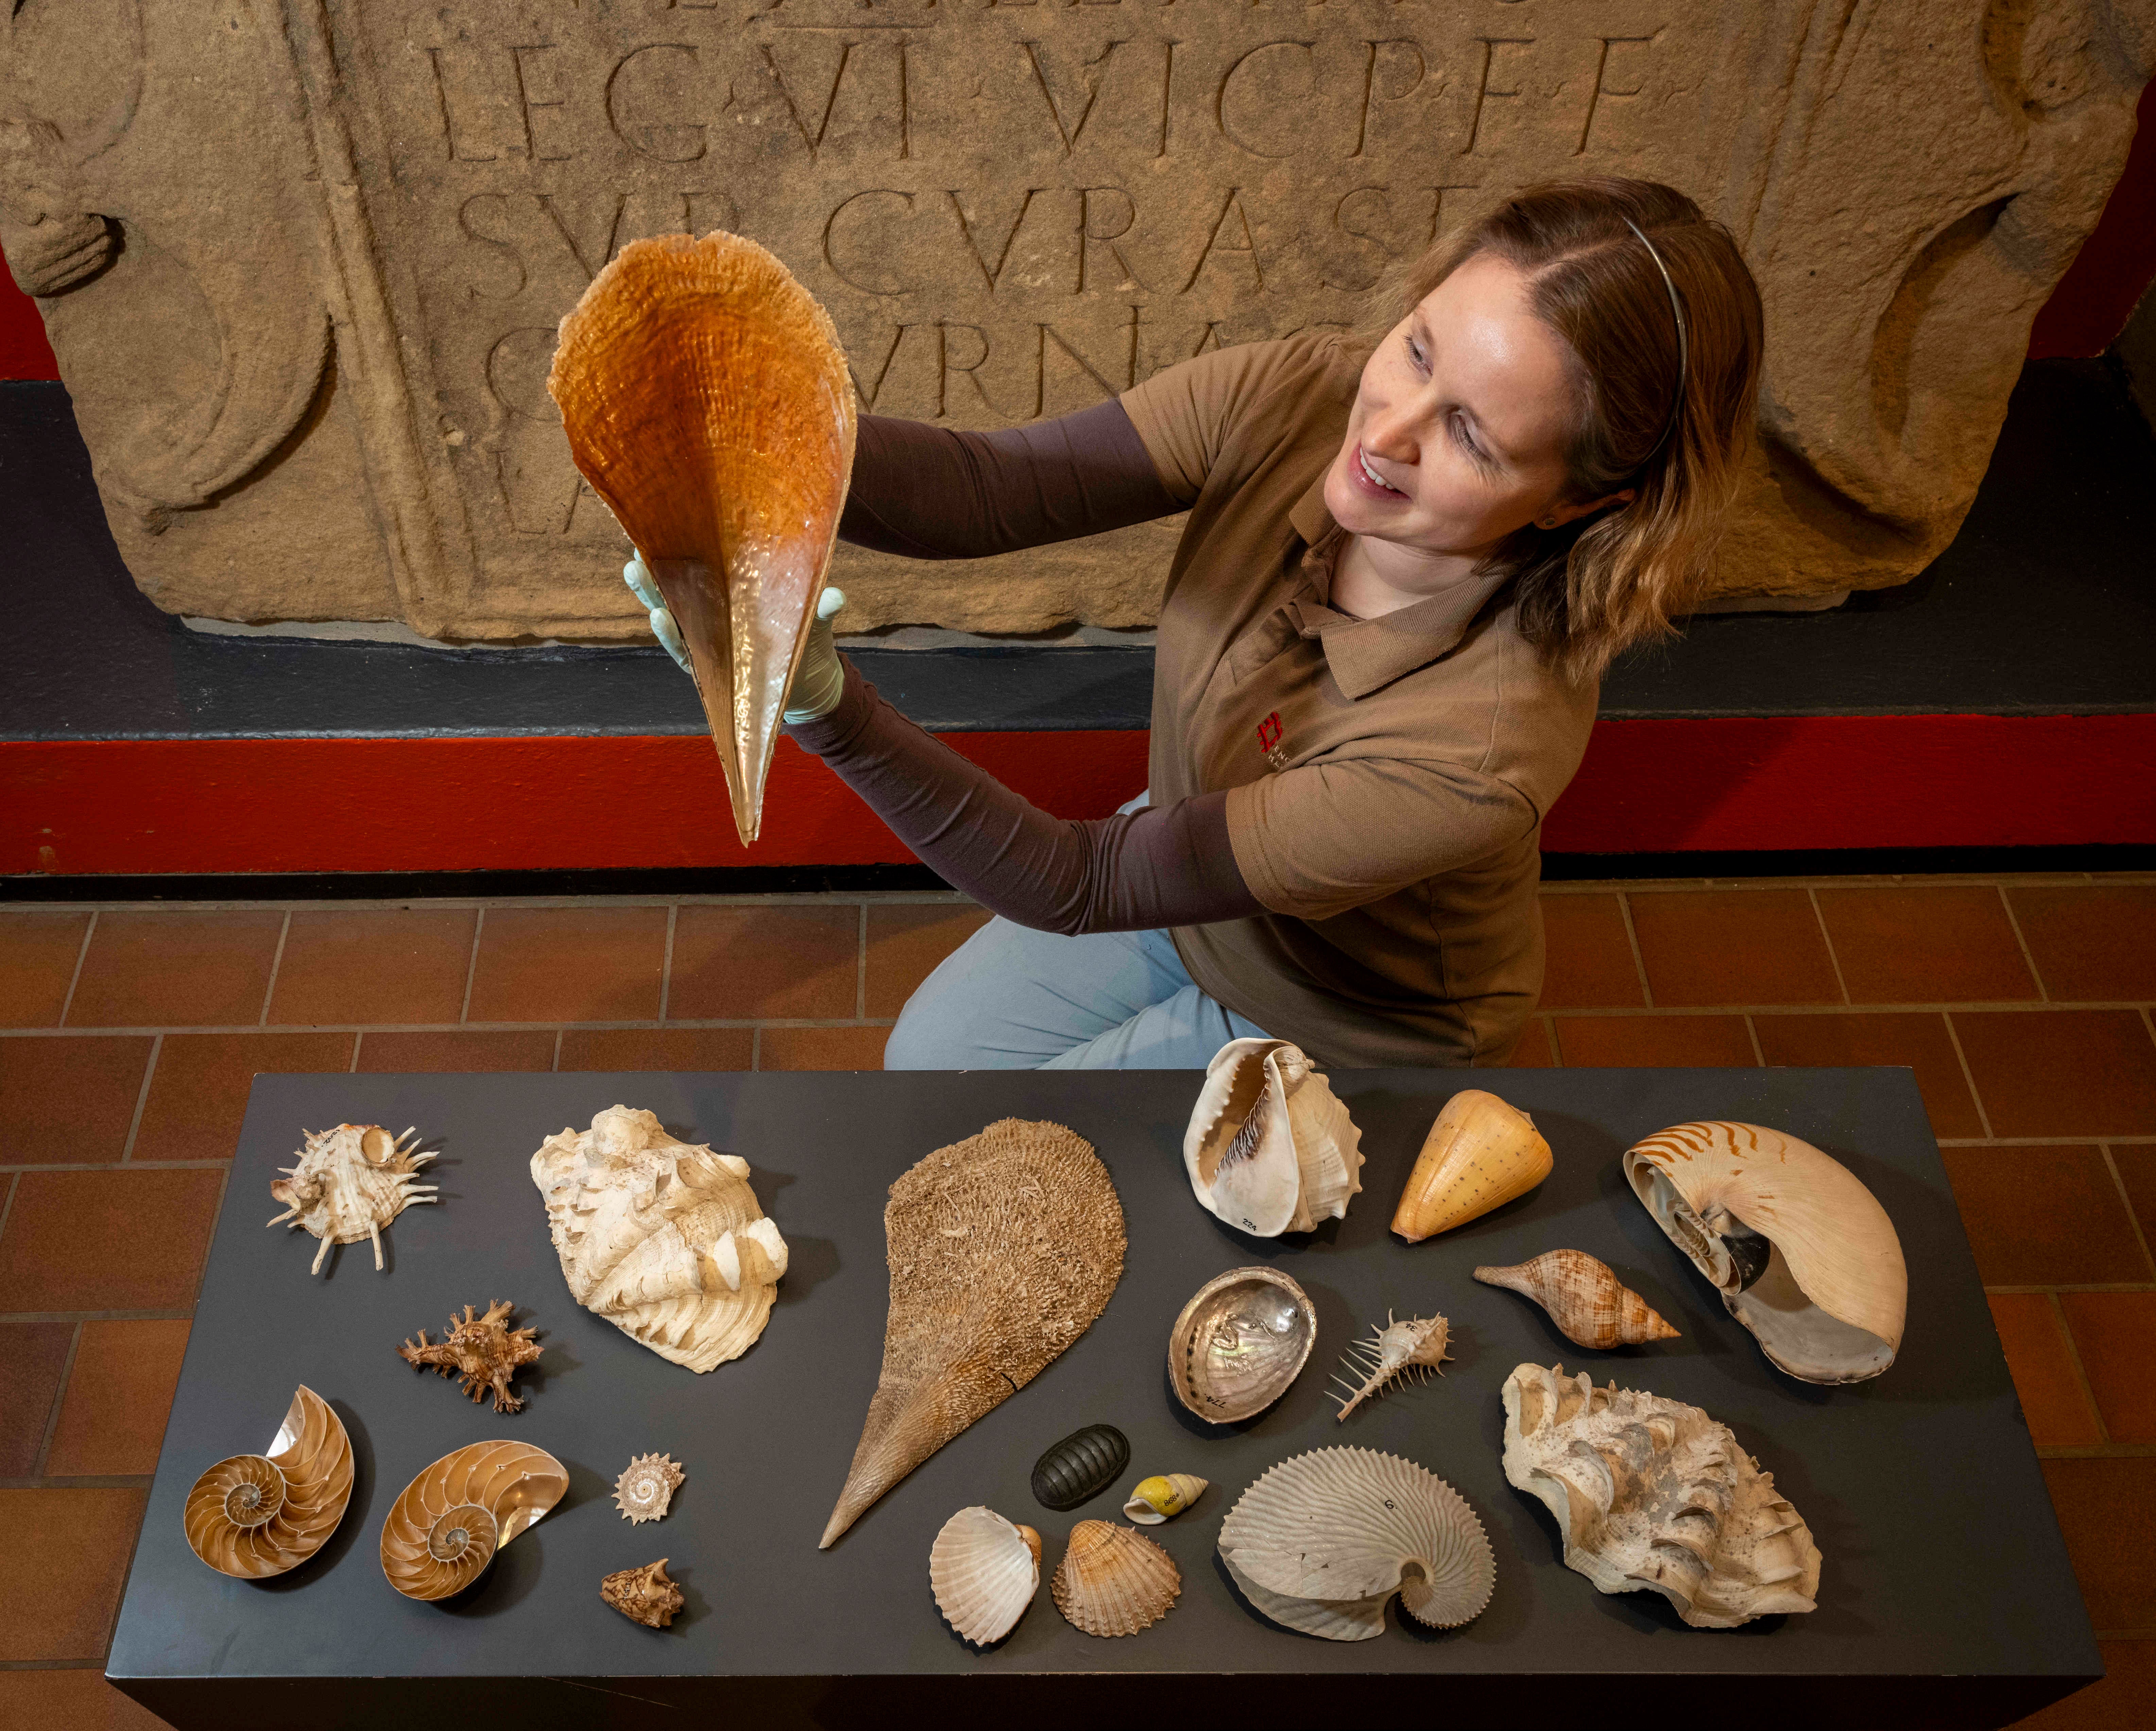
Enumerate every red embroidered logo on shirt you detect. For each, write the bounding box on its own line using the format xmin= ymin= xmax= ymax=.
xmin=1256 ymin=710 xmax=1290 ymax=772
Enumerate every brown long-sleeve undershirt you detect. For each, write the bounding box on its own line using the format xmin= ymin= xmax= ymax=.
xmin=786 ymin=404 xmax=1266 ymax=934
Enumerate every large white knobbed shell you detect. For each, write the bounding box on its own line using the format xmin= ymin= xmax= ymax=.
xmin=183 ymin=1386 xmax=354 ymax=1579
xmin=531 ymin=1106 xmax=789 ymax=1373
xmin=1501 ymin=1363 xmax=1821 ymax=1629
xmin=1624 ymin=1120 xmax=1906 ymax=1384
xmin=1219 ymin=1447 xmax=1494 ymax=1641
xmin=379 ymin=1440 xmax=568 ymax=1601
xmin=1184 ymin=1039 xmax=1363 ymax=1237
xmin=929 ymin=1506 xmax=1041 ymax=1646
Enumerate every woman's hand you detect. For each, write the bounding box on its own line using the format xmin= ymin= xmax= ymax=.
xmin=622 ymin=553 xmax=848 ymax=722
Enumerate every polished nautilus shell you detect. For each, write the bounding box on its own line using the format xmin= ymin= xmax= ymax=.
xmin=268 ymin=1124 xmax=435 ymax=1274
xmin=550 ymin=230 xmax=858 ymax=846
xmin=1624 ymin=1120 xmax=1905 ymax=1384
xmin=1391 ymin=1090 xmax=1551 ymax=1242
xmin=183 ymin=1386 xmax=354 ymax=1579
xmin=1051 ymin=1520 xmax=1181 ymax=1638
xmin=929 ymin=1506 xmax=1042 ymax=1646
xmin=1123 ymin=1474 xmax=1208 ymax=1525
xmin=1184 ymin=1039 xmax=1364 ymax=1237
xmin=379 ymin=1440 xmax=569 ymax=1601
xmin=531 ymin=1106 xmax=789 ymax=1374
xmin=1167 ymin=1265 xmax=1317 ymax=1425
xmin=1474 ymin=1249 xmax=1681 ymax=1351
xmin=1218 ymin=1447 xmax=1495 ymax=1640
xmin=614 ymin=1452 xmax=685 ymax=1524
xmin=1501 ymin=1363 xmax=1821 ymax=1628
xmin=1330 ymin=1311 xmax=1451 ymax=1421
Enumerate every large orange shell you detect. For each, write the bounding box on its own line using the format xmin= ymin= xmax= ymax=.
xmin=549 ymin=232 xmax=857 ymax=846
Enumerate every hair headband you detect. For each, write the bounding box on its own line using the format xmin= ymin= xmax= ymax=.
xmin=1622 ymin=216 xmax=1689 ymax=459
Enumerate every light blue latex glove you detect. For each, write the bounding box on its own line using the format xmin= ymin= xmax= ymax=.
xmin=624 ymin=553 xmax=848 ymax=721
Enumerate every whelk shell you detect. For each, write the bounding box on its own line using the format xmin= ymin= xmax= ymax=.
xmin=1168 ymin=1265 xmax=1317 ymax=1425
xmin=1624 ymin=1120 xmax=1905 ymax=1384
xmin=1391 ymin=1090 xmax=1551 ymax=1242
xmin=1219 ymin=1447 xmax=1495 ymax=1641
xmin=1184 ymin=1039 xmax=1364 ymax=1236
xmin=183 ymin=1386 xmax=353 ymax=1580
xmin=613 ymin=1452 xmax=685 ymax=1524
xmin=1031 ymin=1423 xmax=1128 ymax=1512
xmin=268 ymin=1124 xmax=436 ymax=1274
xmin=1329 ymin=1311 xmax=1451 ymax=1421
xmin=379 ymin=1440 xmax=568 ymax=1602
xmin=1123 ymin=1474 xmax=1208 ymax=1525
xmin=1050 ymin=1520 xmax=1181 ymax=1638
xmin=602 ymin=1558 xmax=684 ymax=1629
xmin=1474 ymin=1250 xmax=1680 ymax=1350
xmin=929 ymin=1506 xmax=1041 ymax=1646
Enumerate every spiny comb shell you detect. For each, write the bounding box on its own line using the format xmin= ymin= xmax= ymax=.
xmin=1391 ymin=1090 xmax=1552 ymax=1242
xmin=1184 ymin=1038 xmax=1364 ymax=1236
xmin=1474 ymin=1250 xmax=1681 ymax=1350
xmin=550 ymin=229 xmax=858 ymax=846
xmin=1123 ymin=1474 xmax=1208 ymax=1525
xmin=183 ymin=1386 xmax=353 ymax=1579
xmin=929 ymin=1506 xmax=1041 ymax=1646
xmin=380 ymin=1440 xmax=568 ymax=1602
xmin=268 ymin=1124 xmax=436 ymax=1275
xmin=1050 ymin=1520 xmax=1181 ymax=1637
xmin=1031 ymin=1423 xmax=1129 ymax=1512
xmin=821 ymin=1119 xmax=1125 ymax=1547
xmin=1219 ymin=1447 xmax=1495 ymax=1641
xmin=1329 ymin=1312 xmax=1452 ymax=1421
xmin=1167 ymin=1266 xmax=1317 ymax=1424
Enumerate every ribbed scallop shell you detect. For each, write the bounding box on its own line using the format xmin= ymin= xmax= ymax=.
xmin=929 ymin=1506 xmax=1041 ymax=1646
xmin=380 ymin=1440 xmax=567 ymax=1601
xmin=1474 ymin=1250 xmax=1681 ymax=1350
xmin=1391 ymin=1090 xmax=1551 ymax=1242
xmin=1219 ymin=1447 xmax=1495 ymax=1641
xmin=1168 ymin=1266 xmax=1316 ymax=1424
xmin=1050 ymin=1520 xmax=1180 ymax=1638
xmin=1030 ymin=1423 xmax=1128 ymax=1512
xmin=183 ymin=1386 xmax=353 ymax=1579
xmin=1183 ymin=1039 xmax=1364 ymax=1236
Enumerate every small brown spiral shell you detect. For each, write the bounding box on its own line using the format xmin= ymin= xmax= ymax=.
xmin=380 ymin=1441 xmax=567 ymax=1601
xmin=182 ymin=1387 xmax=354 ymax=1579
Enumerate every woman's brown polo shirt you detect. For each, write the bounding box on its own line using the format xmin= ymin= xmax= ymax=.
xmin=1120 ymin=331 xmax=1599 ymax=1068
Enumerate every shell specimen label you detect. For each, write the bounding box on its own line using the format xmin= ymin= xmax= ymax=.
xmin=1501 ymin=1363 xmax=1822 ymax=1628
xmin=268 ymin=1124 xmax=436 ymax=1274
xmin=183 ymin=1386 xmax=354 ymax=1579
xmin=930 ymin=1506 xmax=1042 ymax=1647
xmin=1051 ymin=1520 xmax=1181 ymax=1638
xmin=380 ymin=1440 xmax=568 ymax=1602
xmin=1474 ymin=1250 xmax=1681 ymax=1351
xmin=1183 ymin=1039 xmax=1364 ymax=1236
xmin=1391 ymin=1090 xmax=1552 ymax=1242
xmin=1168 ymin=1266 xmax=1317 ymax=1425
xmin=821 ymin=1118 xmax=1125 ymax=1547
xmin=398 ymin=1300 xmax=542 ymax=1413
xmin=1329 ymin=1312 xmax=1452 ymax=1421
xmin=1031 ymin=1424 xmax=1129 ymax=1512
xmin=614 ymin=1453 xmax=685 ymax=1524
xmin=602 ymin=1559 xmax=685 ymax=1629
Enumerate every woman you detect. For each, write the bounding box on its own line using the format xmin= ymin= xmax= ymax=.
xmin=632 ymin=177 xmax=1764 ymax=1071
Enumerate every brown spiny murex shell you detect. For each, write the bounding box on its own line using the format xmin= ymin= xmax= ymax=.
xmin=268 ymin=1124 xmax=436 ymax=1274
xmin=602 ymin=1558 xmax=685 ymax=1629
xmin=549 ymin=231 xmax=858 ymax=846
xmin=183 ymin=1386 xmax=354 ymax=1579
xmin=380 ymin=1440 xmax=568 ymax=1602
xmin=614 ymin=1452 xmax=685 ymax=1524
xmin=398 ymin=1299 xmax=542 ymax=1413
xmin=1051 ymin=1519 xmax=1181 ymax=1637
xmin=821 ymin=1118 xmax=1126 ymax=1547
xmin=1474 ymin=1250 xmax=1681 ymax=1350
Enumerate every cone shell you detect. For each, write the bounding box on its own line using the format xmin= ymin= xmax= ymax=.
xmin=1123 ymin=1474 xmax=1208 ymax=1525
xmin=1184 ymin=1039 xmax=1364 ymax=1236
xmin=183 ymin=1386 xmax=354 ymax=1579
xmin=1474 ymin=1250 xmax=1681 ymax=1350
xmin=929 ymin=1506 xmax=1041 ymax=1646
xmin=1391 ymin=1090 xmax=1552 ymax=1242
xmin=549 ymin=231 xmax=858 ymax=846
xmin=380 ymin=1440 xmax=568 ymax=1601
xmin=1050 ymin=1520 xmax=1181 ymax=1637
xmin=1167 ymin=1266 xmax=1317 ymax=1424
xmin=1624 ymin=1121 xmax=1906 ymax=1384
xmin=1219 ymin=1447 xmax=1495 ymax=1641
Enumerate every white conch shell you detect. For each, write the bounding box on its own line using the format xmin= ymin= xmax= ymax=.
xmin=1500 ymin=1363 xmax=1821 ymax=1629
xmin=613 ymin=1452 xmax=685 ymax=1524
xmin=1624 ymin=1121 xmax=1906 ymax=1384
xmin=1050 ymin=1520 xmax=1181 ymax=1637
xmin=1219 ymin=1447 xmax=1495 ymax=1641
xmin=929 ymin=1506 xmax=1041 ymax=1646
xmin=1184 ymin=1039 xmax=1363 ymax=1236
xmin=268 ymin=1124 xmax=436 ymax=1274
xmin=182 ymin=1386 xmax=353 ymax=1579
xmin=531 ymin=1106 xmax=789 ymax=1374
xmin=1167 ymin=1266 xmax=1317 ymax=1424
xmin=379 ymin=1440 xmax=568 ymax=1602
xmin=1123 ymin=1474 xmax=1208 ymax=1525
xmin=1329 ymin=1312 xmax=1451 ymax=1421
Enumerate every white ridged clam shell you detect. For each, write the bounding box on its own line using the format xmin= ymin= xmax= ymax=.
xmin=1050 ymin=1520 xmax=1180 ymax=1637
xmin=1219 ymin=1447 xmax=1495 ymax=1641
xmin=1168 ymin=1266 xmax=1317 ymax=1424
xmin=929 ymin=1506 xmax=1040 ymax=1646
xmin=1184 ymin=1039 xmax=1363 ymax=1236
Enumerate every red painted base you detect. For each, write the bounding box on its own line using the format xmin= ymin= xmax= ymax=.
xmin=3 ymin=714 xmax=2152 ymax=877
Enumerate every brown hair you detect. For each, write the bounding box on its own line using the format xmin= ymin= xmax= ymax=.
xmin=1373 ymin=178 xmax=1764 ymax=684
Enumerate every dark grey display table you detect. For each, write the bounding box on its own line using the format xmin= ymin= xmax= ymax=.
xmin=109 ymin=1068 xmax=2097 ymax=1729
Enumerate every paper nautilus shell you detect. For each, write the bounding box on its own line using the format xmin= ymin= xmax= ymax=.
xmin=379 ymin=1440 xmax=568 ymax=1601
xmin=550 ymin=230 xmax=858 ymax=846
xmin=183 ymin=1386 xmax=354 ymax=1579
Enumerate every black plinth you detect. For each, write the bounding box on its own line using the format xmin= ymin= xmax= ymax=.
xmin=108 ymin=1068 xmax=2097 ymax=1730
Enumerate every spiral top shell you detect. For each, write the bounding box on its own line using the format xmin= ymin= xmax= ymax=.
xmin=614 ymin=1452 xmax=685 ymax=1524
xmin=380 ymin=1440 xmax=568 ymax=1601
xmin=183 ymin=1386 xmax=353 ymax=1579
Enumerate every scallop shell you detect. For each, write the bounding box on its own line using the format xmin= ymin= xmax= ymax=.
xmin=1218 ymin=1447 xmax=1495 ymax=1641
xmin=1184 ymin=1039 xmax=1364 ymax=1236
xmin=613 ymin=1452 xmax=685 ymax=1524
xmin=1123 ymin=1474 xmax=1208 ymax=1525
xmin=602 ymin=1558 xmax=685 ymax=1629
xmin=1030 ymin=1424 xmax=1129 ymax=1512
xmin=549 ymin=230 xmax=857 ymax=846
xmin=380 ymin=1440 xmax=568 ymax=1602
xmin=182 ymin=1386 xmax=353 ymax=1579
xmin=1168 ymin=1266 xmax=1317 ymax=1425
xmin=1474 ymin=1250 xmax=1681 ymax=1350
xmin=531 ymin=1106 xmax=789 ymax=1374
xmin=1329 ymin=1311 xmax=1451 ymax=1421
xmin=929 ymin=1506 xmax=1041 ymax=1646
xmin=1624 ymin=1121 xmax=1905 ymax=1384
xmin=1501 ymin=1362 xmax=1821 ymax=1628
xmin=1390 ymin=1090 xmax=1551 ymax=1242
xmin=1050 ymin=1520 xmax=1181 ymax=1638
xmin=268 ymin=1124 xmax=436 ymax=1275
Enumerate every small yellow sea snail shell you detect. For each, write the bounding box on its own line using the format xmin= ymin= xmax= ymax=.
xmin=1122 ymin=1473 xmax=1209 ymax=1525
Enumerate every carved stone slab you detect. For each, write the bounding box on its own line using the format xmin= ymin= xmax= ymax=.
xmin=2 ymin=0 xmax=2149 ymax=640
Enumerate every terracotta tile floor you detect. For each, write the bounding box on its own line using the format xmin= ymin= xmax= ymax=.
xmin=2 ymin=876 xmax=2152 ymax=1727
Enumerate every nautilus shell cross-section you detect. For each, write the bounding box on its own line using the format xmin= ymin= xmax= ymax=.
xmin=548 ymin=231 xmax=858 ymax=846
xmin=182 ymin=1386 xmax=354 ymax=1580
